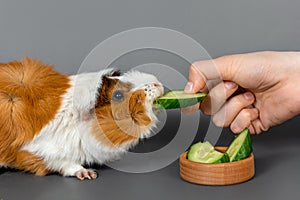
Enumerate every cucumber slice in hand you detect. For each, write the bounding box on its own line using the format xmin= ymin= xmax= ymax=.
xmin=154 ymin=90 xmax=207 ymax=109
xmin=225 ymin=128 xmax=253 ymax=162
xmin=187 ymin=141 xmax=230 ymax=164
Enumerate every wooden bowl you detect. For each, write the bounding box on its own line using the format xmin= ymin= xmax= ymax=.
xmin=179 ymin=146 xmax=255 ymax=185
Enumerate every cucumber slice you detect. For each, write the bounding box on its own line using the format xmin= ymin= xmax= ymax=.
xmin=154 ymin=90 xmax=207 ymax=109
xmin=226 ymin=128 xmax=253 ymax=162
xmin=187 ymin=141 xmax=230 ymax=164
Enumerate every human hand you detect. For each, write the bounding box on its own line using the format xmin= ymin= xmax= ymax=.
xmin=183 ymin=51 xmax=300 ymax=134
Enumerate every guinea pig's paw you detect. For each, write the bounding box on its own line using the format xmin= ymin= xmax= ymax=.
xmin=75 ymin=168 xmax=98 ymax=180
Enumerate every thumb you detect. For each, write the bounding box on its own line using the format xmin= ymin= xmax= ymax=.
xmin=186 ymin=56 xmax=235 ymax=93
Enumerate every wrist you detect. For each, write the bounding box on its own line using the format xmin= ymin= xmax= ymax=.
xmin=293 ymin=79 xmax=300 ymax=116
xmin=286 ymin=52 xmax=300 ymax=116
xmin=293 ymin=52 xmax=300 ymax=115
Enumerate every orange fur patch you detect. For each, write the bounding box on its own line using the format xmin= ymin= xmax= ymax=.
xmin=92 ymin=76 xmax=151 ymax=147
xmin=15 ymin=151 xmax=51 ymax=176
xmin=129 ymin=91 xmax=152 ymax=126
xmin=0 ymin=58 xmax=70 ymax=175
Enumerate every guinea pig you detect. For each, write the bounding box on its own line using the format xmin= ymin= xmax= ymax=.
xmin=0 ymin=58 xmax=163 ymax=180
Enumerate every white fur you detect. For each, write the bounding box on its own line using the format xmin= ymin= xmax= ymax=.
xmin=118 ymin=70 xmax=162 ymax=91
xmin=21 ymin=69 xmax=163 ymax=177
xmin=119 ymin=70 xmax=163 ymax=138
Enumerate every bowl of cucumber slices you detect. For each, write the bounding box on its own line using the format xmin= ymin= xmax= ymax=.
xmin=154 ymin=90 xmax=255 ymax=185
xmin=179 ymin=128 xmax=255 ymax=186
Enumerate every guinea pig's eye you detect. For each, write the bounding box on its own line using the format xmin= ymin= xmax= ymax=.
xmin=112 ymin=90 xmax=124 ymax=102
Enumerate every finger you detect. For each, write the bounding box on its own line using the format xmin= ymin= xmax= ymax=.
xmin=184 ymin=78 xmax=221 ymax=94
xmin=212 ymin=92 xmax=255 ymax=127
xmin=182 ymin=80 xmax=224 ymax=114
xmin=230 ymin=108 xmax=259 ymax=134
xmin=251 ymin=119 xmax=269 ymax=134
xmin=181 ymin=102 xmax=200 ymax=115
xmin=187 ymin=56 xmax=238 ymax=93
xmin=200 ymin=81 xmax=238 ymax=115
xmin=201 ymin=79 xmax=222 ymax=93
xmin=186 ymin=63 xmax=207 ymax=93
xmin=248 ymin=124 xmax=256 ymax=134
xmin=244 ymin=105 xmax=258 ymax=135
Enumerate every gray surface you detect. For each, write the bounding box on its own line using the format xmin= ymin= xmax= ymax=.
xmin=1 ymin=116 xmax=300 ymax=200
xmin=1 ymin=0 xmax=300 ymax=199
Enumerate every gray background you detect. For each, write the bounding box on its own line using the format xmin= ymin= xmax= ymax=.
xmin=1 ymin=0 xmax=300 ymax=200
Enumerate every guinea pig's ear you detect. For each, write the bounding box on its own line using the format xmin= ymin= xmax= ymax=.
xmin=110 ymin=70 xmax=121 ymax=77
xmin=96 ymin=75 xmax=118 ymax=107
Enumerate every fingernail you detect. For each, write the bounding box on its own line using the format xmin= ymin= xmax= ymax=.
xmin=184 ymin=82 xmax=193 ymax=93
xmin=224 ymin=81 xmax=237 ymax=90
xmin=244 ymin=92 xmax=254 ymax=100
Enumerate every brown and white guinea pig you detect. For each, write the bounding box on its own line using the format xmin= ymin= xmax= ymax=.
xmin=0 ymin=57 xmax=163 ymax=180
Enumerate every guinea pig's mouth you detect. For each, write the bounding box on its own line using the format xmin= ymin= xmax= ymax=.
xmin=153 ymin=90 xmax=164 ymax=108
xmin=152 ymin=98 xmax=163 ymax=110
xmin=143 ymin=83 xmax=164 ymax=109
